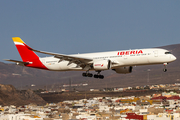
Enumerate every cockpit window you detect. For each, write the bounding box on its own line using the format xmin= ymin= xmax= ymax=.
xmin=165 ymin=52 xmax=171 ymax=54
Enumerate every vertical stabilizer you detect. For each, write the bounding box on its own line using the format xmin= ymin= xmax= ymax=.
xmin=12 ymin=37 xmax=39 ymax=62
xmin=12 ymin=37 xmax=47 ymax=69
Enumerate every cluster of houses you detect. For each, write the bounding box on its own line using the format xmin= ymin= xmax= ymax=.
xmin=99 ymin=83 xmax=180 ymax=92
xmin=1 ymin=91 xmax=180 ymax=120
xmin=46 ymin=83 xmax=180 ymax=93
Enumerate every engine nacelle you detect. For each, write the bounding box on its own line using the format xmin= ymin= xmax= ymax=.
xmin=93 ymin=60 xmax=111 ymax=70
xmin=113 ymin=66 xmax=133 ymax=74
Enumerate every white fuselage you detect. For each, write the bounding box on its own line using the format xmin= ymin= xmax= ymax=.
xmin=39 ymin=48 xmax=176 ymax=71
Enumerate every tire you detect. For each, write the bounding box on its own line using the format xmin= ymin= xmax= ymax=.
xmin=163 ymin=69 xmax=167 ymax=72
xmin=82 ymin=73 xmax=87 ymax=77
xmin=99 ymin=75 xmax=104 ymax=79
xmin=94 ymin=74 xmax=99 ymax=78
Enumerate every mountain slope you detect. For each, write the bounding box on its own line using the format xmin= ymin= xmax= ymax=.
xmin=0 ymin=84 xmax=46 ymax=106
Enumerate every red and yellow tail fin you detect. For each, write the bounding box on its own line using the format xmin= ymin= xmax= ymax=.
xmin=12 ymin=37 xmax=39 ymax=62
xmin=12 ymin=37 xmax=48 ymax=69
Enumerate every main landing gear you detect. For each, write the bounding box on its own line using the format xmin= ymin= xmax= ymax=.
xmin=94 ymin=71 xmax=104 ymax=79
xmin=82 ymin=72 xmax=93 ymax=77
xmin=82 ymin=71 xmax=104 ymax=79
xmin=163 ymin=63 xmax=168 ymax=72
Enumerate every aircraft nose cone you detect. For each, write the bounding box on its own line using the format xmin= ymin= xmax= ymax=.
xmin=172 ymin=55 xmax=177 ymax=61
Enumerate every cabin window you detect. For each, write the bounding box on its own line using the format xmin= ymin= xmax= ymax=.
xmin=165 ymin=52 xmax=171 ymax=54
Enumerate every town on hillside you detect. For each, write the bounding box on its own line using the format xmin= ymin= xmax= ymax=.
xmin=1 ymin=83 xmax=180 ymax=120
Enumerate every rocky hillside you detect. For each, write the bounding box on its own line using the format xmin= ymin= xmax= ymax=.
xmin=0 ymin=43 xmax=180 ymax=90
xmin=0 ymin=84 xmax=46 ymax=106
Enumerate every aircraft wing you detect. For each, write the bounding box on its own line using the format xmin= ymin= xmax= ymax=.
xmin=32 ymin=49 xmax=119 ymax=66
xmin=31 ymin=49 xmax=93 ymax=66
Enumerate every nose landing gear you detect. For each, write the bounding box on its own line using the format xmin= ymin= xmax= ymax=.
xmin=163 ymin=63 xmax=168 ymax=72
xmin=163 ymin=68 xmax=167 ymax=72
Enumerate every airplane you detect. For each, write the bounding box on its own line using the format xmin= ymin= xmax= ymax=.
xmin=4 ymin=37 xmax=176 ymax=79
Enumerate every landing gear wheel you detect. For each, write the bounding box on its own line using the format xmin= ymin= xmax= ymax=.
xmin=93 ymin=71 xmax=104 ymax=79
xmin=99 ymin=75 xmax=104 ymax=79
xmin=163 ymin=68 xmax=167 ymax=72
xmin=94 ymin=74 xmax=99 ymax=78
xmin=82 ymin=72 xmax=93 ymax=77
xmin=82 ymin=73 xmax=87 ymax=77
xmin=87 ymin=73 xmax=93 ymax=77
xmin=94 ymin=74 xmax=104 ymax=79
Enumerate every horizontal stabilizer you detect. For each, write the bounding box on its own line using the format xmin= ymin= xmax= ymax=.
xmin=4 ymin=59 xmax=30 ymax=65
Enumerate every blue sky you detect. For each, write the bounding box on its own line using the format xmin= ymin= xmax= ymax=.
xmin=1 ymin=1 xmax=180 ymax=62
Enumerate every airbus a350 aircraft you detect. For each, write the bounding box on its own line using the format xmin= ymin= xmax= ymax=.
xmin=5 ymin=37 xmax=176 ymax=79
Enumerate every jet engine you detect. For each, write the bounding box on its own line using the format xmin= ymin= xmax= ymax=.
xmin=93 ymin=60 xmax=111 ymax=70
xmin=112 ymin=66 xmax=133 ymax=74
